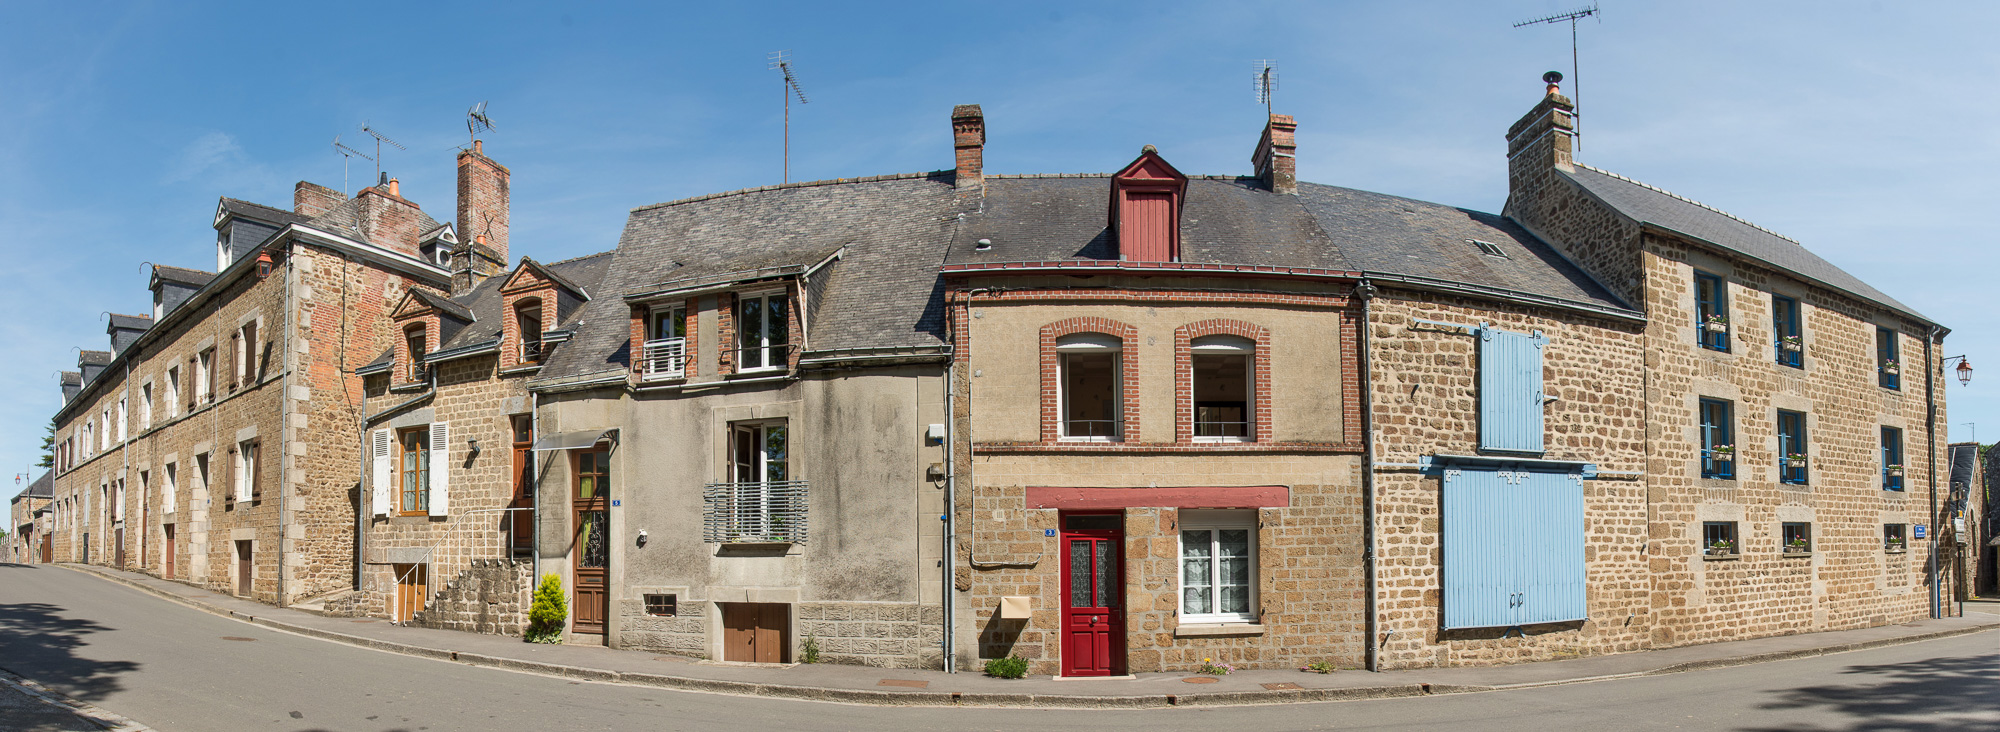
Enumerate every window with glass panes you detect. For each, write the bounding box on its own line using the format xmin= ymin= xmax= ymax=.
xmin=1702 ymin=521 xmax=1738 ymax=556
xmin=1877 ymin=327 xmax=1899 ymax=389
xmin=1179 ymin=510 xmax=1256 ymax=623
xmin=1695 ymin=271 xmax=1730 ymax=351
xmin=1777 ymin=410 xmax=1808 ymax=485
xmin=1700 ymin=398 xmax=1734 ymax=479
xmin=1782 ymin=522 xmax=1811 ymax=554
xmin=736 ymin=292 xmax=790 ymax=371
xmin=1884 ymin=523 xmax=1906 ymax=551
xmin=1881 ymin=427 xmax=1905 ymax=491
xmin=1772 ymin=295 xmax=1802 ymax=368
xmin=398 ymin=428 xmax=428 ymax=515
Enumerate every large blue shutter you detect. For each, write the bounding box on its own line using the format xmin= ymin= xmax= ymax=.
xmin=1442 ymin=466 xmax=1586 ymax=629
xmin=1479 ymin=328 xmax=1548 ymax=453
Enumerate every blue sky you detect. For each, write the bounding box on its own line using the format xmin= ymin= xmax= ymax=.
xmin=3 ymin=1 xmax=1996 ymax=488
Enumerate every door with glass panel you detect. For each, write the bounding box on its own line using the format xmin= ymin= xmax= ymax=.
xmin=1060 ymin=513 xmax=1123 ymax=676
xmin=572 ymin=446 xmax=611 ymax=634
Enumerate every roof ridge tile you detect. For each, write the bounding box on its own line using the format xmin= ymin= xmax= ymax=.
xmin=629 ymin=171 xmax=951 ymax=214
xmin=1572 ymin=163 xmax=1802 ymax=246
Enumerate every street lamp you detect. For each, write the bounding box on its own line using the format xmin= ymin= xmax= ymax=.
xmin=1942 ymin=355 xmax=1973 ymax=386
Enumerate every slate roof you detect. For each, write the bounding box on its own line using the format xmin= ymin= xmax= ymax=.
xmin=20 ymin=472 xmax=51 ymax=499
xmin=219 ymin=197 xmax=310 ymax=229
xmin=406 ymin=289 xmax=475 ymax=323
xmin=533 ymin=175 xmax=961 ymax=383
xmin=304 ymin=192 xmax=445 ymax=247
xmin=1562 ymin=164 xmax=1927 ymax=323
xmin=78 ymin=350 xmax=111 ymax=366
xmin=439 ymin=252 xmax=615 ymax=356
xmin=152 ymin=265 xmax=215 ymax=287
xmin=59 ymin=372 xmax=80 ymax=387
xmin=107 ymin=313 xmax=152 ymax=331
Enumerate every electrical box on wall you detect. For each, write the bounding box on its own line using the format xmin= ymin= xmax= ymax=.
xmin=998 ymin=596 xmax=1032 ymax=620
xmin=926 ymin=424 xmax=946 ymax=444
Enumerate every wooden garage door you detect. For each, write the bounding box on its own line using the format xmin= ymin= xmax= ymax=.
xmin=721 ymin=603 xmax=789 ymax=663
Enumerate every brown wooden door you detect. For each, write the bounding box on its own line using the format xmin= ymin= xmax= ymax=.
xmin=40 ymin=535 xmax=50 ymax=563
xmin=571 ymin=447 xmax=610 ymax=634
xmin=509 ymin=416 xmax=534 ymax=556
xmin=162 ymin=525 xmax=176 ymax=579
xmin=235 ymin=540 xmax=252 ymax=596
xmin=114 ymin=528 xmax=124 ymax=568
xmin=393 ymin=563 xmax=427 ymax=622
xmin=722 ymin=603 xmax=789 ymax=663
xmin=1060 ymin=513 xmax=1124 ymax=677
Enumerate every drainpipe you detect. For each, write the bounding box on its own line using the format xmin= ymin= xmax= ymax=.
xmin=942 ymin=361 xmax=956 ymax=672
xmin=1925 ymin=325 xmax=1940 ymax=618
xmin=531 ymin=389 xmax=540 ymax=586
xmin=278 ymin=246 xmax=291 ymax=604
xmin=1355 ymin=280 xmax=1380 ymax=672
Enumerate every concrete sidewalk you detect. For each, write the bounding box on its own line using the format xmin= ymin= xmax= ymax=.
xmin=58 ymin=563 xmax=2000 ymax=709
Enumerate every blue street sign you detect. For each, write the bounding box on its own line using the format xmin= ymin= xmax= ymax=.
xmin=1913 ymin=524 xmax=1926 ymax=538
xmin=1044 ymin=529 xmax=1056 ymax=537
xmin=612 ymin=499 xmax=621 ymax=507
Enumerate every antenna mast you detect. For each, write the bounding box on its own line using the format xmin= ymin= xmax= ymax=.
xmin=331 ymin=135 xmax=373 ymax=197
xmin=1514 ymin=3 xmax=1599 ymax=149
xmin=1253 ymin=60 xmax=1278 ymax=117
xmin=466 ymin=101 xmax=497 ymax=149
xmin=769 ymin=50 xmax=809 ymax=184
xmin=360 ymin=123 xmax=408 ymax=184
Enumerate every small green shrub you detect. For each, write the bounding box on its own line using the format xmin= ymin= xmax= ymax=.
xmin=802 ymin=632 xmax=821 ymax=664
xmin=524 ymin=573 xmax=567 ymax=644
xmin=1300 ymin=660 xmax=1336 ymax=674
xmin=1199 ymin=658 xmax=1235 ymax=675
xmin=983 ymin=655 xmax=1029 ymax=679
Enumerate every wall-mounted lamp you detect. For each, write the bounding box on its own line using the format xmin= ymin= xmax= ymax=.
xmin=636 ymin=529 xmax=648 ymax=547
xmin=467 ymin=437 xmax=481 ymax=455
xmin=1943 ymin=355 xmax=1974 ymax=386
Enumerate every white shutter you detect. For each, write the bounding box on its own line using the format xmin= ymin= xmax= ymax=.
xmin=428 ymin=421 xmax=450 ymax=517
xmin=371 ymin=429 xmax=392 ymax=516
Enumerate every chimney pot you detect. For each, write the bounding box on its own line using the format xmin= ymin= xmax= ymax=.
xmin=473 ymin=139 xmax=483 ymax=155
xmin=387 ymin=178 xmax=400 ymax=197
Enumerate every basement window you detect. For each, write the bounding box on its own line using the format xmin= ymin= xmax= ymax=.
xmin=644 ymin=594 xmax=678 ymax=617
xmin=1468 ymin=239 xmax=1508 ymax=258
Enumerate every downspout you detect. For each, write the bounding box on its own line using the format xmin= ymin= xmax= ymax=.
xmin=531 ymin=389 xmax=540 ymax=585
xmin=1355 ymin=280 xmax=1380 ymax=672
xmin=279 ymin=246 xmax=291 ymax=604
xmin=1925 ymin=325 xmax=1941 ymax=618
xmin=942 ymin=361 xmax=956 ymax=672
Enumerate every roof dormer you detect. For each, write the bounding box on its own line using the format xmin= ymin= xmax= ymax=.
xmin=1108 ymin=146 xmax=1188 ymax=263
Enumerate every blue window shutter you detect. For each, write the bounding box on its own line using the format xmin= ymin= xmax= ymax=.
xmin=1479 ymin=328 xmax=1548 ymax=453
xmin=1517 ymin=471 xmax=1587 ymax=625
xmin=1442 ymin=467 xmax=1516 ymax=630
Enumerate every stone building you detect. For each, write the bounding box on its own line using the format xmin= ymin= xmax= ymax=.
xmin=47 ymin=161 xmax=465 ymax=605
xmin=1497 ymin=77 xmax=1945 ymax=653
xmin=9 ymin=472 xmax=51 ymax=563
xmin=523 ymin=166 xmax=954 ymax=664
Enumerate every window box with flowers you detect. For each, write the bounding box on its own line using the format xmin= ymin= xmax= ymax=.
xmin=1885 ymin=464 xmax=1904 ymax=478
xmin=1779 ymin=335 xmax=1803 ymax=353
xmin=1702 ymin=521 xmax=1739 ymax=559
xmin=1706 ymin=539 xmax=1737 ymax=557
xmin=1881 ymin=359 xmax=1900 ymax=376
xmin=1708 ymin=445 xmax=1735 ymax=463
xmin=1781 ymin=453 xmax=1808 ymax=469
xmin=1703 ymin=314 xmax=1730 ymax=333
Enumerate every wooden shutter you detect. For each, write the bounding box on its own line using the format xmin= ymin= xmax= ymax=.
xmin=1478 ymin=327 xmax=1547 ymax=453
xmin=188 ymin=357 xmax=198 ymax=411
xmin=371 ymin=429 xmax=392 ymax=516
xmin=1442 ymin=467 xmax=1586 ymax=629
xmin=427 ymin=422 xmax=450 ymax=517
xmin=243 ymin=321 xmax=259 ymax=382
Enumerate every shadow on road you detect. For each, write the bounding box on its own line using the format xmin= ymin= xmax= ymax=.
xmin=1739 ymin=651 xmax=2000 ymax=732
xmin=0 ymin=594 xmax=140 ymax=703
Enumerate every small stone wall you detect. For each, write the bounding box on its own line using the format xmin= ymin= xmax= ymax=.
xmin=796 ymin=602 xmax=943 ymax=669
xmin=410 ymin=558 xmax=533 ymax=636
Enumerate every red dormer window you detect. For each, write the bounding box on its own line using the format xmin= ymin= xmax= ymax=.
xmin=1109 ymin=147 xmax=1188 ymax=262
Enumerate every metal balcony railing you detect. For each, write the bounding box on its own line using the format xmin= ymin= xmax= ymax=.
xmin=702 ymin=480 xmax=808 ymax=543
xmin=1060 ymin=420 xmax=1119 ymax=439
xmin=1194 ymin=420 xmax=1251 ymax=438
xmin=641 ymin=337 xmax=686 ymax=380
xmin=521 ymin=340 xmax=545 ymax=363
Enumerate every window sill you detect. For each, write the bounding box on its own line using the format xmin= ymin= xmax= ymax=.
xmin=1058 ymin=437 xmax=1123 ymax=444
xmin=1191 ymin=437 xmax=1254 ymax=444
xmin=498 ymin=364 xmax=544 ymax=376
xmin=1886 ymin=548 xmax=1907 ymax=555
xmin=389 ymin=381 xmax=428 ymax=393
xmin=1702 ymin=553 xmax=1740 ymax=561
xmin=1174 ymin=623 xmax=1265 ymax=637
xmin=1782 ymin=551 xmax=1812 ymax=558
xmin=729 ymin=367 xmax=787 ymax=379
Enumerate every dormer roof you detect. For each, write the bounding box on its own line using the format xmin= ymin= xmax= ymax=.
xmin=391 ymin=288 xmax=475 ymax=323
xmin=214 ymin=197 xmax=309 ymax=230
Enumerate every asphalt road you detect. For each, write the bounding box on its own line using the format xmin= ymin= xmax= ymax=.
xmin=1 ymin=563 xmax=1995 ymax=732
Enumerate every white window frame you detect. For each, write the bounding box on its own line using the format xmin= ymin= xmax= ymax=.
xmin=139 ymin=383 xmax=152 ymax=430
xmin=1056 ymin=333 xmax=1123 ymax=442
xmin=724 ymin=420 xmax=795 ymax=540
xmin=163 ymin=462 xmax=177 ymax=514
xmin=1189 ymin=335 xmax=1255 ymax=443
xmin=1178 ymin=509 xmax=1259 ymax=625
xmin=235 ymin=439 xmax=258 ymax=502
xmin=165 ymin=367 xmax=181 ymax=418
xmin=735 ymin=290 xmax=790 ymax=373
xmin=113 ymin=479 xmax=125 ymax=522
xmin=196 ymin=349 xmax=213 ymax=403
xmin=101 ymin=408 xmax=111 ymax=450
xmin=117 ymin=397 xmax=128 ymax=443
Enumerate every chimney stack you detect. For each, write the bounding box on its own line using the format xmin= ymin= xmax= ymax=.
xmin=952 ymin=104 xmax=985 ymax=195
xmin=1505 ymin=71 xmax=1576 ymax=200
xmin=1252 ymin=114 xmax=1298 ymax=195
xmin=294 ymin=181 xmax=347 ymax=218
xmin=456 ymin=140 xmax=511 ymax=292
xmin=355 ymin=173 xmax=424 ymax=258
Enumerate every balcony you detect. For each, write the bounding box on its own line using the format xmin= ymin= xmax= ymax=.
xmin=640 ymin=337 xmax=686 ymax=381
xmin=521 ymin=339 xmax=545 ymax=364
xmin=702 ymin=480 xmax=808 ymax=543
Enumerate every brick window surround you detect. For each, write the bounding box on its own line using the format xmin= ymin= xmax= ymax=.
xmin=627 ymin=298 xmax=700 ymax=382
xmin=718 ymin=285 xmax=801 ymax=376
xmin=1039 ymin=317 xmax=1141 ymax=443
xmin=1174 ymin=319 xmax=1272 ymax=443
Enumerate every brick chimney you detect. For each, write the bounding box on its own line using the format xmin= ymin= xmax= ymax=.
xmin=294 ymin=181 xmax=347 ymax=218
xmin=355 ymin=176 xmax=425 ymax=258
xmin=952 ymin=105 xmax=985 ymax=195
xmin=1252 ymin=114 xmax=1298 ymax=195
xmin=454 ymin=140 xmax=511 ymax=294
xmin=1505 ymin=73 xmax=1576 ymax=204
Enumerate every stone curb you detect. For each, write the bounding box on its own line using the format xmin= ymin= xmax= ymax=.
xmin=56 ymin=564 xmax=2000 ymax=710
xmin=0 ymin=665 xmax=155 ymax=731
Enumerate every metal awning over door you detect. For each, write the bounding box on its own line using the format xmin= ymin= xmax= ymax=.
xmin=532 ymin=429 xmax=618 ymax=451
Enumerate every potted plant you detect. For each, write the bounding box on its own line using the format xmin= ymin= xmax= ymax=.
xmin=1882 ymin=359 xmax=1900 ymax=375
xmin=1782 ymin=453 xmax=1809 ymax=468
xmin=1709 ymin=444 xmax=1736 ymax=462
xmin=1779 ymin=335 xmax=1803 ymax=352
xmin=1885 ymin=537 xmax=1905 ymax=552
xmin=1785 ymin=538 xmax=1809 ymax=554
xmin=1704 ymin=314 xmax=1730 ymax=333
xmin=1886 ymin=464 xmax=1904 ymax=477
xmin=1707 ymin=539 xmax=1735 ymax=556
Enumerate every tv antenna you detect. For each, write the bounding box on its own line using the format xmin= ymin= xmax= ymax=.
xmin=768 ymin=50 xmax=809 ymax=183
xmin=466 ymin=101 xmax=497 ymax=149
xmin=1253 ymin=60 xmax=1278 ymax=117
xmin=332 ymin=134 xmax=373 ymax=196
xmin=1514 ymin=3 xmax=1599 ymax=149
xmin=359 ymin=123 xmax=407 ymax=185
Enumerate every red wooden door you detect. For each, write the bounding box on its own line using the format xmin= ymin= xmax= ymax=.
xmin=572 ymin=447 xmax=611 ymax=634
xmin=162 ymin=525 xmax=176 ymax=579
xmin=1060 ymin=513 xmax=1124 ymax=676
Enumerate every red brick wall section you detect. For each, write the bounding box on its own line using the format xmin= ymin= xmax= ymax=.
xmin=1038 ymin=317 xmax=1140 ymax=443
xmin=1173 ymin=318 xmax=1272 ymax=443
xmin=785 ymin=283 xmax=803 ymax=370
xmin=717 ymin=293 xmax=737 ymax=375
xmin=1342 ymin=305 xmax=1364 ymax=446
xmin=682 ymin=298 xmax=699 ymax=377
